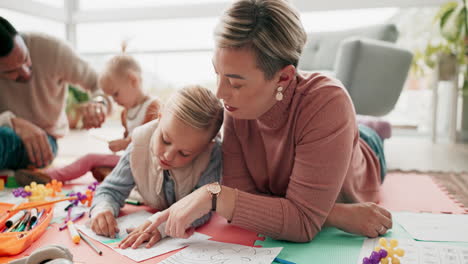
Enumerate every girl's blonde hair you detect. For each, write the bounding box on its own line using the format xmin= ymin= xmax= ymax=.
xmin=214 ymin=0 xmax=307 ymax=80
xmin=100 ymin=41 xmax=141 ymax=81
xmin=165 ymin=85 xmax=224 ymax=139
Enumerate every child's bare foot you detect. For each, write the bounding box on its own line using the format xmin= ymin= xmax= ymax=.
xmin=91 ymin=166 xmax=113 ymax=182
xmin=15 ymin=169 xmax=51 ymax=186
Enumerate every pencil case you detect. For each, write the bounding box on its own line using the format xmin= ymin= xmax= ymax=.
xmin=0 ymin=202 xmax=53 ymax=256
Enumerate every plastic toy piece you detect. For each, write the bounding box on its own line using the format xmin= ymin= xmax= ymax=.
xmin=362 ymin=249 xmax=388 ymax=264
xmin=24 ymin=182 xmax=52 ymax=201
xmin=12 ymin=187 xmax=32 ymax=198
xmin=374 ymin=238 xmax=405 ymax=264
xmin=68 ymin=181 xmax=98 ymax=207
xmin=13 ymin=180 xmax=64 ymax=201
xmin=46 ymin=180 xmax=63 ymax=197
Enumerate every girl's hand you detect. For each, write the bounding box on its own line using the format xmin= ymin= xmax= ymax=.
xmin=90 ymin=210 xmax=119 ymax=238
xmin=119 ymin=220 xmax=162 ymax=249
xmin=326 ymin=202 xmax=393 ymax=238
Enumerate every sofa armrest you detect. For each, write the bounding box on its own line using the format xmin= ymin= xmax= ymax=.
xmin=334 ymin=37 xmax=413 ymax=116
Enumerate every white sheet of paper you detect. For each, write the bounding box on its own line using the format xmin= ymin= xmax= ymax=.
xmin=113 ymin=233 xmax=212 ymax=262
xmin=394 ymin=212 xmax=468 ymax=242
xmin=76 ymin=211 xmax=211 ymax=262
xmin=160 ymin=240 xmax=283 ymax=264
xmin=358 ymin=238 xmax=468 ymax=264
xmin=77 ymin=211 xmax=153 ymax=244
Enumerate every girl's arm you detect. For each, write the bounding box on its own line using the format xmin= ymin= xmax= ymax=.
xmin=91 ymin=144 xmax=136 ymax=217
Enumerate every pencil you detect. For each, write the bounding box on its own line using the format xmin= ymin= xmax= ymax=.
xmin=78 ymin=230 xmax=102 ymax=255
xmin=8 ymin=197 xmax=78 ymax=213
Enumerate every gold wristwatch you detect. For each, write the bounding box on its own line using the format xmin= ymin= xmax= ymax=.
xmin=206 ymin=182 xmax=222 ymax=211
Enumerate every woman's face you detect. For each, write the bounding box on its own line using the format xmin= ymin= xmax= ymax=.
xmin=213 ymin=47 xmax=283 ymax=120
xmin=153 ymin=112 xmax=212 ymax=170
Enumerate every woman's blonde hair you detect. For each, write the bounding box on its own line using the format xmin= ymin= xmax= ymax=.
xmin=215 ymin=0 xmax=307 ymax=80
xmin=165 ymin=85 xmax=224 ymax=139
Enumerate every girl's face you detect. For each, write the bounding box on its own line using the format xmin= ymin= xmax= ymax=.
xmin=154 ymin=112 xmax=212 ymax=170
xmin=101 ymin=72 xmax=142 ymax=109
xmin=212 ymin=47 xmax=294 ymax=120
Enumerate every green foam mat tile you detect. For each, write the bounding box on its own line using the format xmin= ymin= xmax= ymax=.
xmin=255 ymin=220 xmax=421 ymax=264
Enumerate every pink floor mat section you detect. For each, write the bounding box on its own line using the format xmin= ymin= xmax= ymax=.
xmin=379 ymin=172 xmax=467 ymax=214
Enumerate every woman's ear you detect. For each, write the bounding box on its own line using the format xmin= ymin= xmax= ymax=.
xmin=277 ymin=64 xmax=296 ymax=88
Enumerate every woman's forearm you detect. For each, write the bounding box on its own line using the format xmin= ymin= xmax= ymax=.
xmin=216 ymin=185 xmax=237 ymax=222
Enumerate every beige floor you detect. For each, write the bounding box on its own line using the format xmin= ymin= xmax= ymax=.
xmin=55 ymin=123 xmax=468 ymax=173
xmin=385 ymin=134 xmax=468 ymax=172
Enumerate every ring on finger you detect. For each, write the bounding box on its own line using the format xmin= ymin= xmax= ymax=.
xmin=378 ymin=226 xmax=385 ymax=233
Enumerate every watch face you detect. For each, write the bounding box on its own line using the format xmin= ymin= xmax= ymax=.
xmin=208 ymin=183 xmax=221 ymax=194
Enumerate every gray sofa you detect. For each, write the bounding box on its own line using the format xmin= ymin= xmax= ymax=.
xmin=298 ymin=24 xmax=413 ymax=116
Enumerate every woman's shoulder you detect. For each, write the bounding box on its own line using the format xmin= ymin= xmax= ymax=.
xmin=294 ymin=71 xmax=354 ymax=110
xmin=292 ymin=72 xmax=356 ymax=133
xmin=296 ymin=71 xmax=349 ymax=98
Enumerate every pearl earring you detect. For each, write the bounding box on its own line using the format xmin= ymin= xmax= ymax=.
xmin=276 ymin=86 xmax=284 ymax=101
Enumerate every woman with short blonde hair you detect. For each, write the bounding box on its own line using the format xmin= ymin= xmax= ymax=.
xmin=135 ymin=0 xmax=389 ymax=244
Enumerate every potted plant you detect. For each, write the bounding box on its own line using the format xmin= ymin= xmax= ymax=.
xmin=412 ymin=0 xmax=468 ymax=140
xmin=66 ymin=84 xmax=90 ymax=129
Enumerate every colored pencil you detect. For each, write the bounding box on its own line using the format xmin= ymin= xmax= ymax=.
xmin=78 ymin=230 xmax=102 ymax=255
xmin=8 ymin=197 xmax=77 ymax=213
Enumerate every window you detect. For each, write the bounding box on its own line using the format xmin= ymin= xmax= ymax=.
xmin=79 ymin=0 xmax=224 ymax=10
xmin=77 ymin=17 xmax=217 ymax=53
xmin=0 ymin=9 xmax=65 ymax=40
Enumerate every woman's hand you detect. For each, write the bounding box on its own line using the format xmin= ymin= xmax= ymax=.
xmin=148 ymin=187 xmax=212 ymax=239
xmin=326 ymin=202 xmax=392 ymax=238
xmin=118 ymin=220 xmax=162 ymax=249
xmin=90 ymin=210 xmax=119 ymax=238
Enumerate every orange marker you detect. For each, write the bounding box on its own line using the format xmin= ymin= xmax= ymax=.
xmin=67 ymin=221 xmax=80 ymax=244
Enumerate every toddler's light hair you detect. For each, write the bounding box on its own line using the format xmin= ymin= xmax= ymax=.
xmin=100 ymin=41 xmax=141 ymax=83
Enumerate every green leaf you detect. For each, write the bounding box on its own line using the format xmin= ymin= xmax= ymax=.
xmin=434 ymin=1 xmax=458 ymax=24
xmin=441 ymin=4 xmax=464 ymax=41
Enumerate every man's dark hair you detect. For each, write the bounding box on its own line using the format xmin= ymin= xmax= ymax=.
xmin=0 ymin=17 xmax=18 ymax=57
